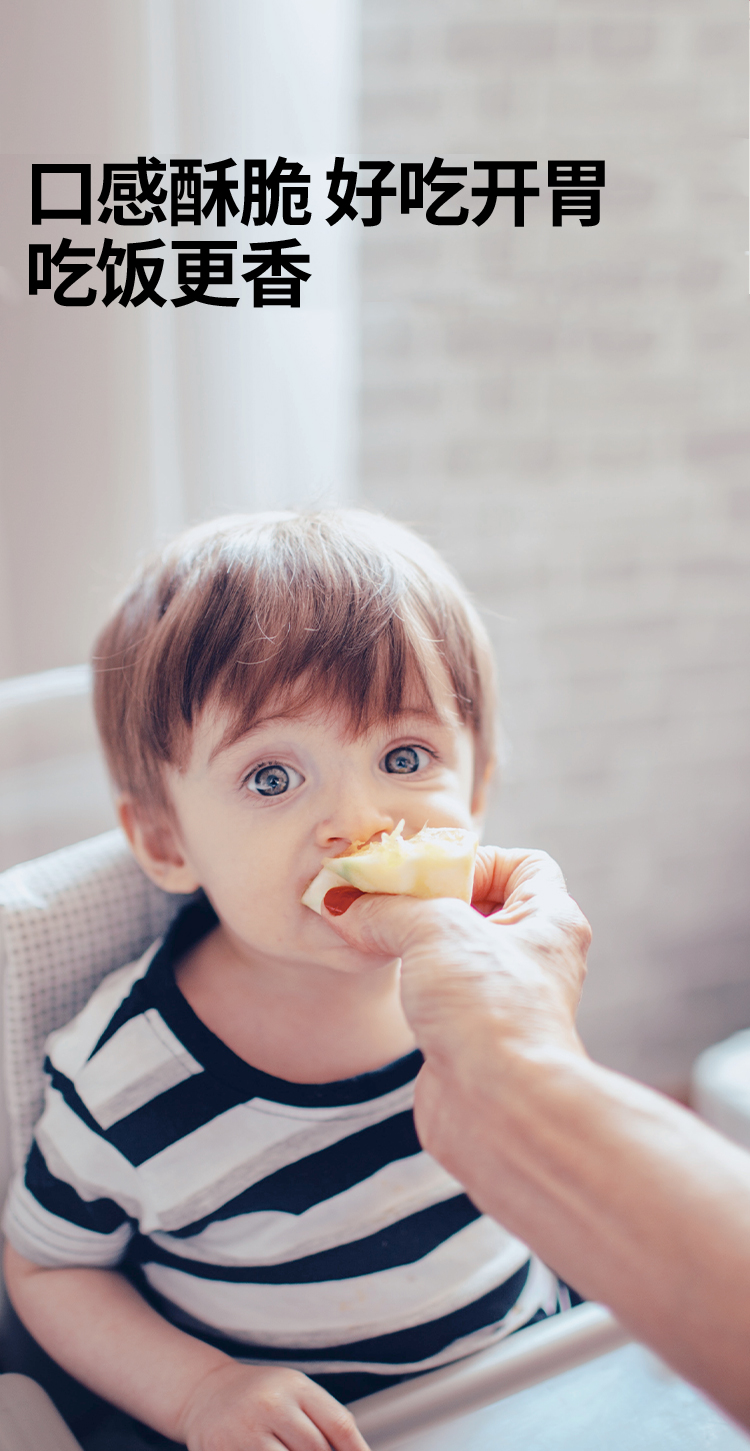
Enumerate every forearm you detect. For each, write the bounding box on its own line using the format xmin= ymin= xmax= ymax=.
xmin=416 ymin=1035 xmax=750 ymax=1426
xmin=324 ymin=861 xmax=750 ymax=1428
xmin=3 ymin=1244 xmax=231 ymax=1441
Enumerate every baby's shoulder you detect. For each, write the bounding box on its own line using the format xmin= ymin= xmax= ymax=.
xmin=45 ymin=937 xmax=161 ymax=1080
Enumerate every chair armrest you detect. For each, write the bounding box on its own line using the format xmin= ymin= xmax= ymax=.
xmin=0 ymin=1375 xmax=83 ymax=1451
xmin=351 ymin=1303 xmax=628 ymax=1451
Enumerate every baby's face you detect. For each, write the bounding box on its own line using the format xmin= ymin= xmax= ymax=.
xmin=159 ymin=671 xmax=481 ymax=978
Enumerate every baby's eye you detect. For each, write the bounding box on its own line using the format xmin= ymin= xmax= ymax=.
xmin=244 ymin=763 xmax=303 ymax=797
xmin=381 ymin=745 xmax=433 ymax=775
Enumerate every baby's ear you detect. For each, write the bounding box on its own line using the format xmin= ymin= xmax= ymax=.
xmin=117 ymin=796 xmax=201 ymax=894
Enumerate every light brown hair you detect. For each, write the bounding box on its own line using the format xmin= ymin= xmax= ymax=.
xmin=92 ymin=510 xmax=497 ymax=817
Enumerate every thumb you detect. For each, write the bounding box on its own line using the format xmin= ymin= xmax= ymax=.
xmin=321 ymin=889 xmax=450 ymax=959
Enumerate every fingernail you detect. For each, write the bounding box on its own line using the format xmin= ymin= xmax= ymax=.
xmin=324 ymin=886 xmax=364 ymax=916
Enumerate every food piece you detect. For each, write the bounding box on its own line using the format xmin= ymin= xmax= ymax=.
xmin=301 ymin=867 xmax=349 ymax=916
xmin=302 ymin=820 xmax=478 ymax=914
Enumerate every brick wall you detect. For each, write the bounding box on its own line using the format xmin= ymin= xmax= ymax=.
xmin=358 ymin=0 xmax=749 ymax=1088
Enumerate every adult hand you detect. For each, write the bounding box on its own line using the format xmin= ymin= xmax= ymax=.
xmin=323 ymin=847 xmax=589 ymax=1034
xmin=322 ymin=848 xmax=591 ymax=1198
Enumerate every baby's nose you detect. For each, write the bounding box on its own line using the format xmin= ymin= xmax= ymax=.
xmin=315 ymin=795 xmax=395 ymax=852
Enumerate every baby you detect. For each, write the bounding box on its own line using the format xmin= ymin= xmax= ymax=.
xmin=3 ymin=511 xmax=573 ymax=1451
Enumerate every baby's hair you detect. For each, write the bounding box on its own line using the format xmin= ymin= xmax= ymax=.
xmin=92 ymin=509 xmax=497 ymax=817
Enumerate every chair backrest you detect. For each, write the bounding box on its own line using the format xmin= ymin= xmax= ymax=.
xmin=0 ymin=666 xmax=117 ymax=872
xmin=0 ymin=831 xmax=188 ymax=1199
xmin=691 ymin=1031 xmax=750 ymax=1150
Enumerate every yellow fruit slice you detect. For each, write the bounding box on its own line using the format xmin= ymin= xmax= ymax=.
xmin=302 ymin=820 xmax=478 ymax=914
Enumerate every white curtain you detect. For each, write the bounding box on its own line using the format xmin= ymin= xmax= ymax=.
xmin=144 ymin=0 xmax=359 ymax=531
xmin=0 ymin=0 xmax=359 ymax=679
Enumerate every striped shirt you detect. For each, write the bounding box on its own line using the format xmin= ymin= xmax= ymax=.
xmin=3 ymin=896 xmax=568 ymax=1402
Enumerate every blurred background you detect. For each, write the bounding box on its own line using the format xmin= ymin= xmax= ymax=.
xmin=0 ymin=0 xmax=747 ymax=1094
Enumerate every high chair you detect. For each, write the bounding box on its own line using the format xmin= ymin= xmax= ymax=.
xmin=0 ymin=829 xmax=189 ymax=1445
xmin=0 ymin=671 xmax=745 ymax=1450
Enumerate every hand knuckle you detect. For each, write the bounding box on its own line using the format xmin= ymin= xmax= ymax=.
xmin=262 ymin=1387 xmax=287 ymax=1413
xmin=331 ymin=1407 xmax=358 ymax=1439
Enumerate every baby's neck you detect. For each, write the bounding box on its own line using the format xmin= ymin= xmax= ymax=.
xmin=175 ymin=923 xmax=417 ymax=1084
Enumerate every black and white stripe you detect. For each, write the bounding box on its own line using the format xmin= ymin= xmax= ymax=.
xmin=3 ymin=896 xmax=565 ymax=1400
